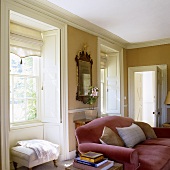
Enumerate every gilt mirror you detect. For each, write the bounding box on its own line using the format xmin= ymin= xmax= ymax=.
xmin=75 ymin=50 xmax=93 ymax=103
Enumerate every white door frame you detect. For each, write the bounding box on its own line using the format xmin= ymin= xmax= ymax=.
xmin=128 ymin=65 xmax=167 ymax=125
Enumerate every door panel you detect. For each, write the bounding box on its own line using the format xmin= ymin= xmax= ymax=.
xmin=153 ymin=66 xmax=162 ymax=127
xmin=134 ymin=73 xmax=143 ymax=121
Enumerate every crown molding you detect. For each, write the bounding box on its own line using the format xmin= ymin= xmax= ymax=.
xmin=127 ymin=38 xmax=170 ymax=49
xmin=11 ymin=0 xmax=128 ymax=48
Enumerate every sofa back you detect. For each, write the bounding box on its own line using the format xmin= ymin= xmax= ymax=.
xmin=75 ymin=116 xmax=134 ymax=144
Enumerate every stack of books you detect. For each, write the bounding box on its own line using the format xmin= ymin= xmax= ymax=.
xmin=73 ymin=151 xmax=114 ymax=170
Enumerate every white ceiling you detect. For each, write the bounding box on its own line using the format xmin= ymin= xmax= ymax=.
xmin=47 ymin=0 xmax=170 ymax=43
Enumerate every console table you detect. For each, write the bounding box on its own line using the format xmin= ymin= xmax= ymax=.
xmin=74 ymin=118 xmax=92 ymax=157
xmin=74 ymin=118 xmax=92 ymax=129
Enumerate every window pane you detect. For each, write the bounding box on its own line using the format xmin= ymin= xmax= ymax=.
xmin=13 ymin=99 xmax=26 ymax=122
xmin=10 ymin=53 xmax=22 ymax=74
xmin=22 ymin=57 xmax=33 ymax=75
xmin=22 ymin=56 xmax=39 ymax=75
xmin=13 ymin=77 xmax=25 ymax=99
xmin=10 ymin=52 xmax=39 ymax=123
xmin=26 ymin=99 xmax=37 ymax=120
xmin=10 ymin=53 xmax=39 ymax=76
xmin=26 ymin=78 xmax=36 ymax=98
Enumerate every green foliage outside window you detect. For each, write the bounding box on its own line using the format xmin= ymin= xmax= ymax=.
xmin=10 ymin=53 xmax=39 ymax=123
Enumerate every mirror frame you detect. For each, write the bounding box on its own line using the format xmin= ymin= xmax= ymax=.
xmin=75 ymin=50 xmax=93 ymax=103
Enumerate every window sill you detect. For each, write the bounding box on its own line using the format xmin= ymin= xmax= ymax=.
xmin=10 ymin=121 xmax=43 ymax=130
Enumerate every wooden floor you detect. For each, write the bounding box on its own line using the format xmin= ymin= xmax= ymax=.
xmin=11 ymin=160 xmax=73 ymax=170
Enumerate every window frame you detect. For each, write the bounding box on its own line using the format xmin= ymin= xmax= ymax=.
xmin=9 ymin=53 xmax=41 ymax=125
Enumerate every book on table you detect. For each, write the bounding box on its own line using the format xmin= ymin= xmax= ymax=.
xmin=80 ymin=151 xmax=104 ymax=163
xmin=75 ymin=157 xmax=108 ymax=167
xmin=73 ymin=160 xmax=114 ymax=170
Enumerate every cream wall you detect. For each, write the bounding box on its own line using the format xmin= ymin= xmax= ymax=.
xmin=126 ymin=44 xmax=170 ymax=118
xmin=67 ymin=26 xmax=98 ymax=152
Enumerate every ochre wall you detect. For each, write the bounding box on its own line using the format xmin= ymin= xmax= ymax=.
xmin=126 ymin=44 xmax=170 ymax=89
xmin=67 ymin=26 xmax=97 ymax=151
xmin=126 ymin=44 xmax=170 ymax=117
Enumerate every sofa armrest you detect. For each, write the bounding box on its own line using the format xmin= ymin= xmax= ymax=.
xmin=78 ymin=143 xmax=139 ymax=168
xmin=153 ymin=128 xmax=170 ymax=138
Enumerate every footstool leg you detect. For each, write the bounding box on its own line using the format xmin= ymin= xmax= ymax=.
xmin=53 ymin=160 xmax=58 ymax=167
xmin=13 ymin=162 xmax=17 ymax=170
xmin=29 ymin=168 xmax=32 ymax=170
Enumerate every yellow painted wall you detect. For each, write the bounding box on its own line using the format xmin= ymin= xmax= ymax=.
xmin=68 ymin=26 xmax=97 ymax=110
xmin=126 ymin=44 xmax=170 ymax=117
xmin=67 ymin=26 xmax=97 ymax=151
xmin=126 ymin=44 xmax=170 ymax=90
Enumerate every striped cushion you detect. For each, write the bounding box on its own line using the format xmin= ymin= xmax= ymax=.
xmin=116 ymin=123 xmax=146 ymax=148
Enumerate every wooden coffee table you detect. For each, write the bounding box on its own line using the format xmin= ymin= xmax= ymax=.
xmin=65 ymin=162 xmax=123 ymax=170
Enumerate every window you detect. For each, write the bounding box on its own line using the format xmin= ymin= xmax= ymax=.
xmin=9 ymin=22 xmax=43 ymax=124
xmin=100 ymin=52 xmax=120 ymax=115
xmin=10 ymin=53 xmax=40 ymax=123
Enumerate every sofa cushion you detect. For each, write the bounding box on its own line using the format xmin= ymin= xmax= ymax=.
xmin=141 ymin=138 xmax=170 ymax=147
xmin=134 ymin=144 xmax=170 ymax=170
xmin=134 ymin=121 xmax=157 ymax=139
xmin=100 ymin=126 xmax=124 ymax=146
xmin=116 ymin=123 xmax=146 ymax=148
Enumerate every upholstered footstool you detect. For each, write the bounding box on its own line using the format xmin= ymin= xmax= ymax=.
xmin=11 ymin=146 xmax=58 ymax=170
xmin=11 ymin=146 xmax=57 ymax=170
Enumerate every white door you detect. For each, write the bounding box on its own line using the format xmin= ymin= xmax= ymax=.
xmin=134 ymin=73 xmax=143 ymax=121
xmin=128 ymin=65 xmax=166 ymax=127
xmin=153 ymin=66 xmax=162 ymax=127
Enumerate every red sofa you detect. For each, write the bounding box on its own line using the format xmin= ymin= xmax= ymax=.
xmin=75 ymin=116 xmax=170 ymax=170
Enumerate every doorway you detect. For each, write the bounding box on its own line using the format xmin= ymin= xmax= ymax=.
xmin=134 ymin=71 xmax=155 ymax=126
xmin=128 ymin=65 xmax=167 ymax=127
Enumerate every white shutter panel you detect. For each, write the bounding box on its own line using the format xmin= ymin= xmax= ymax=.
xmin=41 ymin=30 xmax=61 ymax=123
xmin=106 ymin=55 xmax=120 ymax=114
